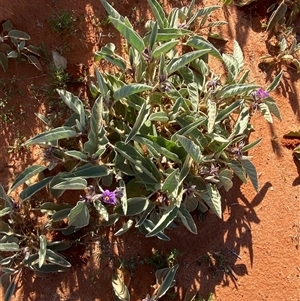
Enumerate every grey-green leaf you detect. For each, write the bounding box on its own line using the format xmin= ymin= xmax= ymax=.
xmin=125 ymin=102 xmax=150 ymax=144
xmin=9 ymin=165 xmax=46 ymax=193
xmin=146 ymin=205 xmax=179 ymax=237
xmin=178 ymin=204 xmax=197 ymax=234
xmin=67 ymin=200 xmax=90 ymax=229
xmin=177 ymin=135 xmax=202 ymax=163
xmin=52 ymin=178 xmax=87 ymax=190
xmin=114 ymin=219 xmax=134 ymax=236
xmin=267 ymin=70 xmax=282 ymax=92
xmin=167 ymin=49 xmax=210 ymax=74
xmin=45 ymin=249 xmax=71 ymax=267
xmin=23 ymin=126 xmax=77 ymax=146
xmin=267 ymin=2 xmax=287 ymax=31
xmin=185 ymin=35 xmax=222 ymax=59
xmin=114 ymin=84 xmax=152 ymax=100
xmin=38 ymin=235 xmax=47 ymax=268
xmin=0 ymin=242 xmax=19 ymax=252
xmin=114 ymin=197 xmax=149 ymax=216
xmin=155 ymin=264 xmax=179 ymax=299
xmin=202 ymin=184 xmax=222 ymax=218
xmin=241 ymin=158 xmax=259 ymax=192
xmin=4 ymin=280 xmax=16 ymax=301
xmin=20 ymin=177 xmax=53 ymax=201
xmin=7 ymin=29 xmax=30 ymax=40
xmin=109 ymin=17 xmax=145 ymax=52
xmin=147 ymin=0 xmax=168 ymax=28
xmin=57 ymin=89 xmax=86 ymax=129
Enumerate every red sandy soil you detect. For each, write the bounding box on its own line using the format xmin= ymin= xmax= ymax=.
xmin=0 ymin=1 xmax=299 ymax=300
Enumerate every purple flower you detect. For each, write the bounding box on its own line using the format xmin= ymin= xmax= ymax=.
xmin=102 ymin=190 xmax=117 ymax=205
xmin=207 ymin=79 xmax=221 ymax=91
xmin=185 ymin=183 xmax=197 ymax=199
xmin=251 ymin=88 xmax=269 ymax=101
xmin=231 ymin=141 xmax=245 ymax=159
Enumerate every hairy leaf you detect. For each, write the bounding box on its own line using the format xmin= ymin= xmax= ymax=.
xmin=114 ymin=84 xmax=152 ymax=100
xmin=167 ymin=49 xmax=210 ymax=74
xmin=23 ymin=126 xmax=77 ymax=146
xmin=114 ymin=197 xmax=149 ymax=216
xmin=109 ymin=17 xmax=145 ymax=52
xmin=186 ymin=35 xmax=222 ymax=59
xmin=20 ymin=177 xmax=53 ymax=201
xmin=177 ymin=135 xmax=202 ymax=163
xmin=155 ymin=265 xmax=179 ymax=299
xmin=9 ymin=165 xmax=46 ymax=193
xmin=67 ymin=201 xmax=90 ymax=229
xmin=267 ymin=70 xmax=282 ymax=92
xmin=241 ymin=158 xmax=259 ymax=192
xmin=125 ymin=102 xmax=150 ymax=144
xmin=52 ymin=177 xmax=87 ymax=190
xmin=38 ymin=235 xmax=47 ymax=268
xmin=114 ymin=220 xmax=134 ymax=236
xmin=146 ymin=205 xmax=179 ymax=237
xmin=147 ymin=0 xmax=168 ymax=28
xmin=178 ymin=204 xmax=197 ymax=234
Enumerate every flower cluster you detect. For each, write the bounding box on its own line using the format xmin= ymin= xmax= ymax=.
xmin=231 ymin=140 xmax=245 ymax=159
xmin=250 ymin=88 xmax=269 ymax=112
xmin=199 ymin=164 xmax=220 ymax=183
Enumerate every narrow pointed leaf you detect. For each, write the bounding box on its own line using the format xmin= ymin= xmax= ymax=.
xmin=143 ymin=219 xmax=170 ymax=241
xmin=56 ymin=89 xmax=86 ymax=128
xmin=149 ymin=21 xmax=158 ymax=51
xmin=4 ymin=280 xmax=16 ymax=301
xmin=185 ymin=35 xmax=222 ymax=59
xmin=52 ymin=178 xmax=87 ymax=190
xmin=114 ymin=220 xmax=134 ymax=236
xmin=264 ymin=97 xmax=281 ymax=121
xmin=207 ymin=100 xmax=216 ymax=134
xmin=202 ymin=184 xmax=222 ymax=218
xmin=114 ymin=84 xmax=152 ymax=100
xmin=0 ymin=53 xmax=8 ymax=72
xmin=65 ymin=164 xmax=108 ymax=179
xmin=84 ymin=96 xmax=108 ymax=155
xmin=38 ymin=235 xmax=47 ymax=268
xmin=267 ymin=2 xmax=287 ymax=31
xmin=100 ymin=0 xmax=123 ymax=20
xmin=177 ymin=135 xmax=202 ymax=163
xmin=115 ymin=142 xmax=158 ymax=182
xmin=9 ymin=165 xmax=46 ymax=193
xmin=227 ymin=160 xmax=247 ymax=183
xmin=114 ymin=197 xmax=149 ymax=216
xmin=109 ymin=17 xmax=145 ymax=52
xmin=0 ymin=243 xmax=19 ymax=252
xmin=216 ymin=84 xmax=257 ymax=99
xmin=20 ymin=176 xmax=53 ymax=201
xmin=152 ymin=40 xmax=179 ymax=58
xmin=23 ymin=126 xmax=77 ymax=146
xmin=125 ymin=102 xmax=150 ymax=144
xmin=45 ymin=249 xmax=71 ymax=267
xmin=267 ymin=70 xmax=282 ymax=92
xmin=65 ymin=150 xmax=88 ymax=161
xmin=146 ymin=205 xmax=179 ymax=237
xmin=178 ymin=204 xmax=197 ymax=234
xmin=242 ymin=138 xmax=263 ymax=152
xmin=167 ymin=49 xmax=210 ymax=74
xmin=241 ymin=158 xmax=259 ymax=192
xmin=147 ymin=0 xmax=168 ymax=28
xmin=155 ymin=265 xmax=179 ymax=299
xmin=233 ymin=40 xmax=244 ymax=72
xmin=162 ymin=169 xmax=180 ymax=194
